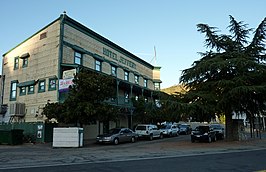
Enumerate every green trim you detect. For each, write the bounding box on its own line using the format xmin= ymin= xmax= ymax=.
xmin=72 ymin=45 xmax=86 ymax=54
xmin=10 ymin=80 xmax=18 ymax=101
xmin=19 ymin=86 xmax=26 ymax=96
xmin=48 ymin=78 xmax=57 ymax=91
xmin=93 ymin=53 xmax=104 ymax=61
xmin=153 ymin=79 xmax=162 ymax=83
xmin=22 ymin=57 xmax=28 ymax=68
xmin=17 ymin=80 xmax=35 ymax=87
xmin=38 ymin=79 xmax=46 ymax=93
xmin=14 ymin=57 xmax=19 ymax=70
xmin=58 ymin=14 xmax=65 ymax=102
xmin=28 ymin=85 xmax=35 ymax=94
xmin=20 ymin=53 xmax=30 ymax=59
xmin=74 ymin=51 xmax=83 ymax=65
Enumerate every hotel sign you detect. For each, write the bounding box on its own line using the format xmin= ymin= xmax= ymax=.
xmin=59 ymin=78 xmax=74 ymax=92
xmin=103 ymin=47 xmax=136 ymax=69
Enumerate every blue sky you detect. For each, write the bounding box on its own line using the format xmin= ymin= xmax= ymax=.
xmin=1 ymin=1 xmax=265 ymax=88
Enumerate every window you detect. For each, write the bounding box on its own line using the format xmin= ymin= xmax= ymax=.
xmin=111 ymin=66 xmax=117 ymax=76
xmin=22 ymin=58 xmax=28 ymax=68
xmin=74 ymin=51 xmax=82 ymax=65
xmin=14 ymin=57 xmax=19 ymax=70
xmin=124 ymin=71 xmax=129 ymax=81
xmin=38 ymin=80 xmax=46 ymax=93
xmin=40 ymin=32 xmax=47 ymax=40
xmin=154 ymin=82 xmax=160 ymax=90
xmin=28 ymin=85 xmax=35 ymax=94
xmin=95 ymin=60 xmax=102 ymax=72
xmin=125 ymin=92 xmax=129 ymax=103
xmin=48 ymin=78 xmax=56 ymax=91
xmin=144 ymin=79 xmax=147 ymax=88
xmin=10 ymin=81 xmax=17 ymax=101
xmin=134 ymin=75 xmax=139 ymax=84
xmin=20 ymin=87 xmax=26 ymax=96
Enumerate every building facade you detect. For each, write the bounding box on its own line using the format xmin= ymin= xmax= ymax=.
xmin=0 ymin=13 xmax=161 ymax=138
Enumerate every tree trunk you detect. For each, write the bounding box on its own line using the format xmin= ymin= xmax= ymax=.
xmin=225 ymin=113 xmax=234 ymax=141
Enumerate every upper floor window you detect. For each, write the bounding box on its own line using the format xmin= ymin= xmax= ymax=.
xmin=74 ymin=51 xmax=82 ymax=65
xmin=28 ymin=85 xmax=35 ymax=94
xmin=154 ymin=82 xmax=160 ymax=90
xmin=14 ymin=57 xmax=19 ymax=70
xmin=95 ymin=60 xmax=102 ymax=72
xmin=38 ymin=80 xmax=46 ymax=93
xmin=124 ymin=71 xmax=129 ymax=81
xmin=134 ymin=75 xmax=139 ymax=84
xmin=22 ymin=58 xmax=28 ymax=68
xmin=20 ymin=87 xmax=26 ymax=96
xmin=144 ymin=79 xmax=147 ymax=88
xmin=48 ymin=78 xmax=57 ymax=91
xmin=10 ymin=81 xmax=17 ymax=101
xmin=111 ymin=66 xmax=117 ymax=76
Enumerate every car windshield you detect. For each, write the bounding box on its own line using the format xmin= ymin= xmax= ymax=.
xmin=136 ymin=126 xmax=146 ymax=130
xmin=160 ymin=125 xmax=171 ymax=129
xmin=179 ymin=125 xmax=188 ymax=128
xmin=211 ymin=125 xmax=221 ymax=129
xmin=195 ymin=126 xmax=209 ymax=133
xmin=108 ymin=128 xmax=121 ymax=134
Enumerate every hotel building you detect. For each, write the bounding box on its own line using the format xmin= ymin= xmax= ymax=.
xmin=0 ymin=13 xmax=161 ymax=138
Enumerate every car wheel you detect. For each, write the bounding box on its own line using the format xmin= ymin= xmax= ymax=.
xmin=160 ymin=133 xmax=163 ymax=139
xmin=113 ymin=138 xmax=119 ymax=145
xmin=169 ymin=132 xmax=172 ymax=137
xmin=208 ymin=136 xmax=212 ymax=143
xmin=221 ymin=135 xmax=224 ymax=140
xmin=149 ymin=134 xmax=153 ymax=141
xmin=213 ymin=135 xmax=217 ymax=142
xmin=131 ymin=137 xmax=135 ymax=143
xmin=191 ymin=139 xmax=195 ymax=143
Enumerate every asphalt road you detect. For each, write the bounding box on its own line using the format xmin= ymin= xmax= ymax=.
xmin=0 ymin=134 xmax=266 ymax=172
xmin=3 ymin=149 xmax=266 ymax=172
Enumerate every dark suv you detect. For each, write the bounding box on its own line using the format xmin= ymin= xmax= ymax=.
xmin=210 ymin=124 xmax=225 ymax=140
xmin=191 ymin=125 xmax=216 ymax=143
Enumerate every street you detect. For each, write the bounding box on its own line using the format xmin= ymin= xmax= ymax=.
xmin=2 ymin=149 xmax=266 ymax=172
xmin=0 ymin=135 xmax=266 ymax=171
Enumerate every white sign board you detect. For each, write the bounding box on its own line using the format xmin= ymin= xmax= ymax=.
xmin=59 ymin=78 xmax=74 ymax=92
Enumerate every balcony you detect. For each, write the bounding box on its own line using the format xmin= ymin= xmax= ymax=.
xmin=105 ymin=96 xmax=133 ymax=107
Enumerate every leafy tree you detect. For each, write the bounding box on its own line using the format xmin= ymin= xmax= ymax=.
xmin=43 ymin=69 xmax=119 ymax=126
xmin=180 ymin=16 xmax=266 ymax=140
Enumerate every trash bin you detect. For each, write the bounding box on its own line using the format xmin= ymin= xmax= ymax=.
xmin=0 ymin=129 xmax=24 ymax=145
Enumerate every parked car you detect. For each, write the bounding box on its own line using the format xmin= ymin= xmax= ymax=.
xmin=210 ymin=124 xmax=225 ymax=140
xmin=96 ymin=128 xmax=138 ymax=145
xmin=135 ymin=124 xmax=163 ymax=141
xmin=178 ymin=124 xmax=192 ymax=135
xmin=160 ymin=124 xmax=179 ymax=137
xmin=191 ymin=125 xmax=216 ymax=143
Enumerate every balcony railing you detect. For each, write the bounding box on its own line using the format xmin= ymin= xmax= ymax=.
xmin=105 ymin=96 xmax=133 ymax=107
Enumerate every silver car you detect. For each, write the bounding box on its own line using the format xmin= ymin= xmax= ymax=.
xmin=160 ymin=124 xmax=179 ymax=137
xmin=96 ymin=128 xmax=138 ymax=145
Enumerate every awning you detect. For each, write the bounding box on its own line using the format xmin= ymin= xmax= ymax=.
xmin=72 ymin=45 xmax=86 ymax=54
xmin=93 ymin=53 xmax=104 ymax=61
xmin=17 ymin=80 xmax=35 ymax=87
xmin=20 ymin=53 xmax=30 ymax=59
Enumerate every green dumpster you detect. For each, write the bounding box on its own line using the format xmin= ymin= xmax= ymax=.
xmin=0 ymin=129 xmax=24 ymax=145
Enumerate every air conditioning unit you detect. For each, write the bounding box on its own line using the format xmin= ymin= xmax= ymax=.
xmin=0 ymin=104 xmax=7 ymax=115
xmin=9 ymin=103 xmax=25 ymax=116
